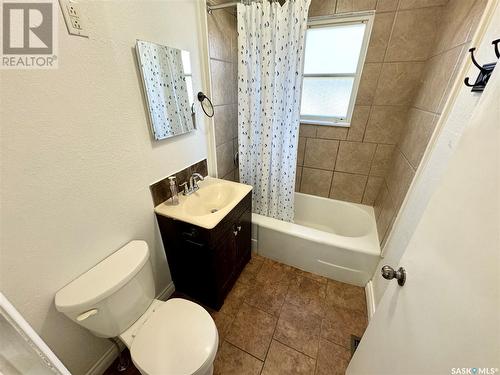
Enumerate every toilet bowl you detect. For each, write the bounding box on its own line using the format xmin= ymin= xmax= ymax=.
xmin=54 ymin=241 xmax=218 ymax=375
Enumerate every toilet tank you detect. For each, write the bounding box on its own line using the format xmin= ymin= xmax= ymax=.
xmin=55 ymin=240 xmax=155 ymax=338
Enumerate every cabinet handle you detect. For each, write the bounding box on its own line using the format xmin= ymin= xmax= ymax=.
xmin=236 ymin=225 xmax=242 ymax=232
xmin=182 ymin=227 xmax=198 ymax=238
xmin=233 ymin=224 xmax=239 ymax=236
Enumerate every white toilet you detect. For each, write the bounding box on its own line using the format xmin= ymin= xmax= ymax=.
xmin=54 ymin=240 xmax=218 ymax=375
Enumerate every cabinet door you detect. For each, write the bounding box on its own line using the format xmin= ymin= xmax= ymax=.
xmin=213 ymin=228 xmax=237 ymax=302
xmin=174 ymin=237 xmax=216 ymax=304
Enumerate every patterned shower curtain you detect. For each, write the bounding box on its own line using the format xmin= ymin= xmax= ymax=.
xmin=237 ymin=0 xmax=310 ymax=222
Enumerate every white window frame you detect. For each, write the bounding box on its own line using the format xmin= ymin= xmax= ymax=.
xmin=300 ymin=12 xmax=374 ymax=127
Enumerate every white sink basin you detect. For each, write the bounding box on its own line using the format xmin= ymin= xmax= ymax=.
xmin=154 ymin=177 xmax=252 ymax=229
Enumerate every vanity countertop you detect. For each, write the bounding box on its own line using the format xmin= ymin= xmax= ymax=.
xmin=154 ymin=177 xmax=252 ymax=229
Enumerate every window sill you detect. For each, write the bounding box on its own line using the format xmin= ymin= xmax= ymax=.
xmin=300 ymin=119 xmax=350 ymax=128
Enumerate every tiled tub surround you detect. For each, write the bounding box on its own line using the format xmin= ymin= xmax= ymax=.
xmin=149 ymin=159 xmax=208 ymax=206
xmin=296 ymin=0 xmax=446 ymax=206
xmin=373 ymin=0 xmax=486 ymax=244
xmin=207 ymin=3 xmax=239 ymax=182
xmin=204 ymin=0 xmax=485 ymax=245
xmin=297 ymin=0 xmax=486 ymax=245
xmin=104 ymin=255 xmax=368 ymax=375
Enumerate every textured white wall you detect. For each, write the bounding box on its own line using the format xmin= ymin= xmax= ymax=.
xmin=0 ymin=1 xmax=210 ymax=373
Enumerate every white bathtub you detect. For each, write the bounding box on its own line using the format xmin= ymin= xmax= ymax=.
xmin=251 ymin=192 xmax=380 ymax=286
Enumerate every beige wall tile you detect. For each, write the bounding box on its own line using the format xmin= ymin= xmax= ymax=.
xmin=309 ymin=0 xmax=336 ymax=17
xmin=355 ymin=63 xmax=382 ymax=105
xmin=228 ymin=13 xmax=238 ymax=63
xmin=300 ymin=168 xmax=333 ymax=197
xmin=207 ymin=10 xmax=234 ymax=62
xmin=399 ymin=0 xmax=447 ymax=10
xmin=299 ymin=124 xmax=317 ymax=137
xmin=373 ymin=62 xmax=425 ymax=106
xmin=214 ymin=104 xmax=237 ymax=146
xmin=233 ymin=136 xmax=238 ymax=152
xmin=364 ymin=105 xmax=408 ymax=144
xmin=297 ymin=137 xmax=306 ymax=166
xmin=385 ymin=150 xmax=415 ymax=209
xmin=436 ymin=46 xmax=469 ymax=114
xmin=414 ymin=45 xmax=463 ymax=113
xmin=375 ymin=182 xmax=397 ymax=243
xmin=347 ymin=105 xmax=371 ymax=141
xmin=335 ymin=141 xmax=376 ymax=175
xmin=295 ymin=166 xmax=303 ymax=191
xmin=329 ymin=172 xmax=368 ymax=203
xmin=235 ymin=166 xmax=240 ymax=183
xmin=316 ymin=126 xmax=348 ymax=140
xmin=376 ymin=0 xmax=399 ymax=12
xmin=216 ymin=140 xmax=234 ymax=178
xmin=370 ymin=144 xmax=396 ymax=176
xmin=433 ymin=0 xmax=486 ymax=56
xmin=373 ymin=180 xmax=387 ymax=219
xmin=211 ymin=59 xmax=235 ymax=106
xmin=362 ymin=176 xmax=384 ymax=205
xmin=385 ymin=7 xmax=442 ymax=62
xmin=335 ymin=0 xmax=376 ymax=13
xmin=223 ymin=169 xmax=236 ymax=182
xmin=365 ymin=12 xmax=395 ymax=63
xmin=303 ymin=138 xmax=339 ymax=170
xmin=399 ymin=108 xmax=438 ymax=169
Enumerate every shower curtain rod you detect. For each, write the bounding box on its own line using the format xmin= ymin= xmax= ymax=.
xmin=207 ymin=0 xmax=265 ymax=13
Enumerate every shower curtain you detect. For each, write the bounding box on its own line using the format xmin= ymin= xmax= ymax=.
xmin=237 ymin=0 xmax=310 ymax=222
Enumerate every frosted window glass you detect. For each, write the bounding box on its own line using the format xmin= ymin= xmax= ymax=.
xmin=300 ymin=77 xmax=354 ymax=119
xmin=304 ymin=23 xmax=365 ymax=74
xmin=181 ymin=50 xmax=191 ymax=75
xmin=185 ymin=76 xmax=194 ymax=105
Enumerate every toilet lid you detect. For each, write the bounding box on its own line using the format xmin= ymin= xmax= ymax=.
xmin=130 ymin=298 xmax=218 ymax=375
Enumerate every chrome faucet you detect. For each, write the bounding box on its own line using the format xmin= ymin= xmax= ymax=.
xmin=180 ymin=173 xmax=205 ymax=195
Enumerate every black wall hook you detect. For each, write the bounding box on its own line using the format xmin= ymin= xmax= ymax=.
xmin=493 ymin=38 xmax=500 ymax=59
xmin=464 ymin=39 xmax=499 ymax=92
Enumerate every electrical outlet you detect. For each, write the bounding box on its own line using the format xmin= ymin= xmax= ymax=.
xmin=59 ymin=0 xmax=88 ymax=37
xmin=66 ymin=4 xmax=78 ymax=17
xmin=70 ymin=16 xmax=81 ymax=30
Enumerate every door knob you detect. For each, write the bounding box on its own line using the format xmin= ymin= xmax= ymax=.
xmin=381 ymin=265 xmax=406 ymax=286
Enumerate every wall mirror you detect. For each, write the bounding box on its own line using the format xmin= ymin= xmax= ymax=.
xmin=136 ymin=40 xmax=195 ymax=140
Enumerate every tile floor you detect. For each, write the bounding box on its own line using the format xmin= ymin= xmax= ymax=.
xmin=104 ymin=254 xmax=368 ymax=375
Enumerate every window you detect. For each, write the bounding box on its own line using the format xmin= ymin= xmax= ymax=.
xmin=181 ymin=50 xmax=194 ymax=105
xmin=300 ymin=15 xmax=373 ymax=126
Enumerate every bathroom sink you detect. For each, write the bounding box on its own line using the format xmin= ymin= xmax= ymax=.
xmin=154 ymin=177 xmax=252 ymax=229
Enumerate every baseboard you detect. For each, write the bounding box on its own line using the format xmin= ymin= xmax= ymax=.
xmin=365 ymin=280 xmax=376 ymax=321
xmin=85 ymin=281 xmax=175 ymax=375
xmin=85 ymin=344 xmax=120 ymax=375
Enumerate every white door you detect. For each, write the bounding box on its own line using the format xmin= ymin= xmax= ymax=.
xmin=347 ymin=53 xmax=500 ymax=374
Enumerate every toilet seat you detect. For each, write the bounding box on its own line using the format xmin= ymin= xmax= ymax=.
xmin=129 ymin=298 xmax=218 ymax=375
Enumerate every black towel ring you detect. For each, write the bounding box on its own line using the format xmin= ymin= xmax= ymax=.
xmin=197 ymin=92 xmax=215 ymax=118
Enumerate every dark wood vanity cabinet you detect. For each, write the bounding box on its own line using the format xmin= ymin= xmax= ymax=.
xmin=156 ymin=192 xmax=252 ymax=310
